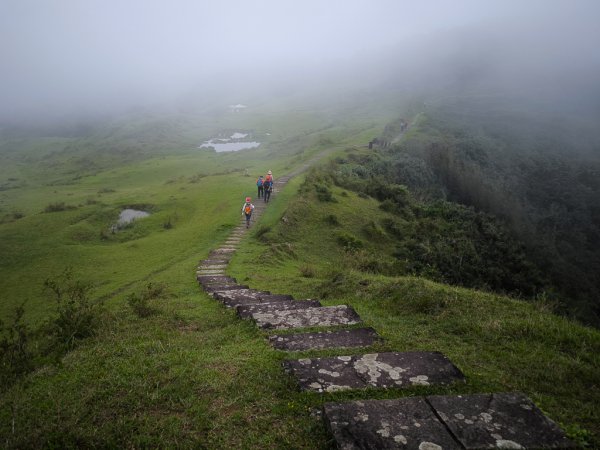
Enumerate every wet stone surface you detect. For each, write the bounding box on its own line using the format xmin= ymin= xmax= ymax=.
xmin=258 ymin=294 xmax=294 ymax=302
xmin=204 ymin=284 xmax=249 ymax=293
xmin=200 ymin=259 xmax=230 ymax=265
xmin=270 ymin=327 xmax=379 ymax=351
xmin=210 ymin=248 xmax=236 ymax=256
xmin=213 ymin=289 xmax=280 ymax=307
xmin=237 ymin=299 xmax=322 ymax=319
xmin=427 ymin=392 xmax=575 ymax=449
xmin=197 ymin=275 xmax=236 ymax=286
xmin=198 ymin=264 xmax=228 ymax=270
xmin=252 ymin=305 xmax=361 ymax=330
xmin=324 ymin=397 xmax=461 ymax=450
xmin=196 ymin=270 xmax=226 ymax=276
xmin=283 ymin=351 xmax=464 ymax=392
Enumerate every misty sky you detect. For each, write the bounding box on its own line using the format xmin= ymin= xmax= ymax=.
xmin=1 ymin=0 xmax=600 ymax=120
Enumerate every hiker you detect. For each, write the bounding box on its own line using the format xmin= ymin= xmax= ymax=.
xmin=241 ymin=196 xmax=254 ymax=228
xmin=263 ymin=178 xmax=272 ymax=203
xmin=265 ymin=170 xmax=273 ymax=184
xmin=256 ymin=175 xmax=264 ymax=198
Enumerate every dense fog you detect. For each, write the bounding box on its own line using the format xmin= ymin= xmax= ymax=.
xmin=1 ymin=0 xmax=599 ymax=122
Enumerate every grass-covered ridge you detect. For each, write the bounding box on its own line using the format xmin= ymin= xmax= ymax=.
xmin=1 ymin=104 xmax=598 ymax=447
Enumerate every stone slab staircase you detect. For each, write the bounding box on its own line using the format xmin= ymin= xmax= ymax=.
xmin=196 ymin=173 xmax=575 ymax=449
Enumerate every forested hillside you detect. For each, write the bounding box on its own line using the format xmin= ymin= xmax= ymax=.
xmin=358 ymin=102 xmax=600 ymax=325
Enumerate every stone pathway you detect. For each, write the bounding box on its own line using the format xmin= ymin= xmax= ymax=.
xmin=283 ymin=352 xmax=465 ymax=393
xmin=324 ymin=393 xmax=575 ymax=449
xmin=196 ymin=166 xmax=574 ymax=448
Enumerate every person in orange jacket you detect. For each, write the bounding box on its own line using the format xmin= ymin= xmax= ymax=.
xmin=241 ymin=197 xmax=255 ymax=228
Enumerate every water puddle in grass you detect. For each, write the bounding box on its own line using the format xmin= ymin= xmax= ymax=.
xmin=118 ymin=209 xmax=150 ymax=225
xmin=199 ymin=131 xmax=260 ymax=152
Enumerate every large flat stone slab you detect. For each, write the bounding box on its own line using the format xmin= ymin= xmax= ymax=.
xmin=197 ymin=275 xmax=236 ymax=285
xmin=198 ymin=264 xmax=228 ymax=270
xmin=324 ymin=397 xmax=461 ymax=450
xmin=257 ymin=294 xmax=294 ymax=302
xmin=237 ymin=299 xmax=322 ymax=319
xmin=251 ymin=305 xmax=361 ymax=330
xmin=283 ymin=351 xmax=464 ymax=392
xmin=270 ymin=328 xmax=379 ymax=351
xmin=210 ymin=248 xmax=236 ymax=256
xmin=323 ymin=393 xmax=574 ymax=449
xmin=196 ymin=270 xmax=226 ymax=276
xmin=213 ymin=289 xmax=283 ymax=308
xmin=204 ymin=284 xmax=250 ymax=293
xmin=427 ymin=392 xmax=575 ymax=449
xmin=199 ymin=259 xmax=229 ymax=265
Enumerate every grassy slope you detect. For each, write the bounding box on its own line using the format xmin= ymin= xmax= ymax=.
xmin=2 ymin=102 xmax=597 ymax=447
xmin=229 ymin=168 xmax=600 ymax=447
xmin=0 ymin=104 xmax=389 ymax=448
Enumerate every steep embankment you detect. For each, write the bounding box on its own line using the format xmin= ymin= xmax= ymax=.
xmin=377 ymin=109 xmax=600 ymax=326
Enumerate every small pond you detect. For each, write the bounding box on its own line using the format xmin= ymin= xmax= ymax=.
xmin=118 ymin=209 xmax=150 ymax=225
xmin=198 ymin=131 xmax=260 ymax=152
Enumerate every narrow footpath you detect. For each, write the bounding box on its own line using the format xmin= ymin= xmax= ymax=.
xmin=196 ymin=171 xmax=574 ymax=449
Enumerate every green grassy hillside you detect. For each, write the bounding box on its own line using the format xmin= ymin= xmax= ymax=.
xmin=1 ymin=105 xmax=598 ymax=448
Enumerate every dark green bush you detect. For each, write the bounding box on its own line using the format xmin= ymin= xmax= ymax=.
xmin=324 ymin=214 xmax=340 ymax=226
xmin=315 ymin=185 xmax=336 ymax=202
xmin=127 ymin=293 xmax=154 ymax=318
xmin=43 ymin=202 xmax=76 ymax=213
xmin=299 ymin=265 xmax=316 ymax=278
xmin=126 ymin=282 xmax=168 ymax=318
xmin=43 ymin=268 xmax=103 ymax=352
xmin=337 ymin=232 xmax=363 ymax=252
xmin=0 ymin=305 xmax=34 ymax=388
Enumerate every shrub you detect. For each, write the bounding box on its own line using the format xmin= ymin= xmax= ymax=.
xmin=127 ymin=293 xmax=154 ymax=318
xmin=299 ymin=265 xmax=316 ymax=278
xmin=127 ymin=282 xmax=169 ymax=318
xmin=254 ymin=225 xmax=272 ymax=241
xmin=315 ymin=184 xmax=336 ymax=202
xmin=43 ymin=202 xmax=76 ymax=213
xmin=142 ymin=281 xmax=169 ymax=300
xmin=324 ymin=214 xmax=340 ymax=226
xmin=337 ymin=232 xmax=363 ymax=252
xmin=43 ymin=268 xmax=103 ymax=352
xmin=362 ymin=220 xmax=387 ymax=241
xmin=0 ymin=305 xmax=34 ymax=388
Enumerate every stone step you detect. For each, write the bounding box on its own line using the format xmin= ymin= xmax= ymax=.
xmin=323 ymin=393 xmax=574 ymax=449
xmin=210 ymin=248 xmax=236 ymax=255
xmin=198 ymin=264 xmax=228 ymax=270
xmin=204 ymin=284 xmax=250 ymax=293
xmin=269 ymin=327 xmax=380 ymax=351
xmin=200 ymin=259 xmax=230 ymax=265
xmin=283 ymin=351 xmax=464 ymax=392
xmin=251 ymin=305 xmax=361 ymax=330
xmin=214 ymin=290 xmax=303 ymax=309
xmin=212 ymin=288 xmax=270 ymax=301
xmin=197 ymin=275 xmax=236 ymax=285
xmin=237 ymin=299 xmax=322 ymax=319
xmin=325 ymin=397 xmax=460 ymax=449
xmin=257 ymin=294 xmax=294 ymax=302
xmin=196 ymin=270 xmax=226 ymax=276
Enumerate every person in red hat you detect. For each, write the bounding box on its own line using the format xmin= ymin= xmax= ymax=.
xmin=241 ymin=196 xmax=255 ymax=228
